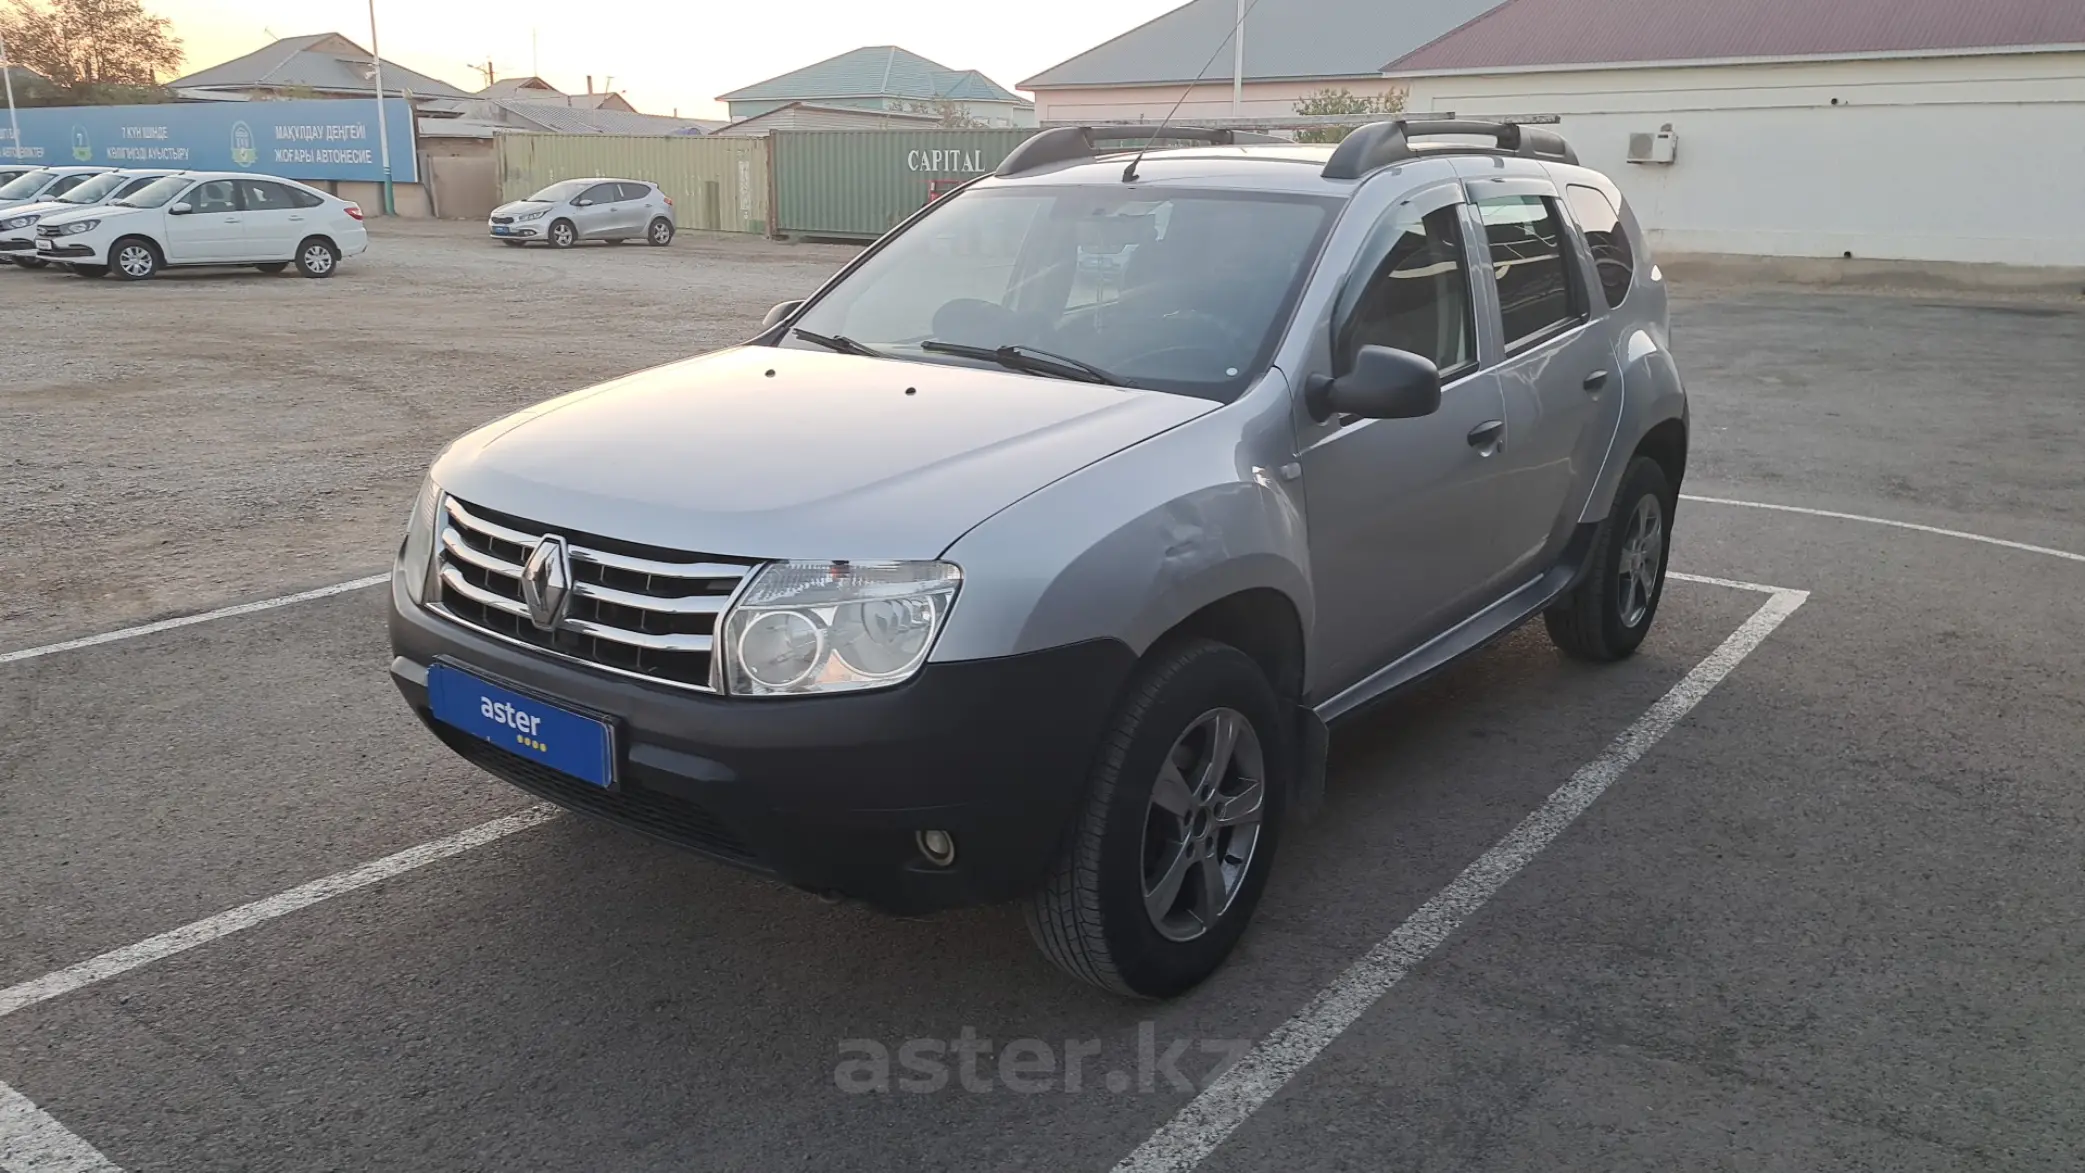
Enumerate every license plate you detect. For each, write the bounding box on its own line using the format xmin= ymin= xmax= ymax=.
xmin=492 ymin=226 xmax=511 ymax=235
xmin=36 ymin=238 xmax=52 ymax=250
xmin=427 ymin=663 xmax=615 ymax=787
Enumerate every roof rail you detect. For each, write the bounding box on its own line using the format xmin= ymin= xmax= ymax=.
xmin=1321 ymin=118 xmax=1578 ymax=180
xmin=995 ymin=125 xmax=1286 ymax=177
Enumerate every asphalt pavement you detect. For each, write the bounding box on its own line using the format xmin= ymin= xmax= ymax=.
xmin=3 ymin=280 xmax=2082 ymax=1171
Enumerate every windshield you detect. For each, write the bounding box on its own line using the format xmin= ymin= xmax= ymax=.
xmin=782 ymin=185 xmax=1338 ymax=401
xmin=56 ymin=172 xmax=129 ymax=204
xmin=526 ymin=180 xmax=590 ymax=203
xmin=0 ymin=169 xmax=55 ymax=199
xmin=115 ymin=175 xmax=192 ymax=208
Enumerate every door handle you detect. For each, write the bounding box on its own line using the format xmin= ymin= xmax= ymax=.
xmin=1467 ymin=420 xmax=1505 ymax=449
xmin=1583 ymin=370 xmax=1609 ymax=391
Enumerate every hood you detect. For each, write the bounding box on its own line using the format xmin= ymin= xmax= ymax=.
xmin=38 ymin=204 xmax=144 ymax=227
xmin=0 ymin=199 xmax=67 ymax=226
xmin=432 ymin=346 xmax=1219 ymax=561
xmin=491 ymin=200 xmax=552 ymax=216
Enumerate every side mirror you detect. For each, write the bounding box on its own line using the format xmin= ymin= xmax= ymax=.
xmin=169 ymin=201 xmax=193 ymax=215
xmin=574 ymin=198 xmax=593 ymax=207
xmin=1305 ymin=346 xmax=1443 ymax=423
xmin=762 ymin=300 xmax=803 ymax=331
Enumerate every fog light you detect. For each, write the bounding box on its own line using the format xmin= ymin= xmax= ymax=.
xmin=916 ymin=829 xmax=956 ymax=867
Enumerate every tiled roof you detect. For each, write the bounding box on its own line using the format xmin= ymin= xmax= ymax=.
xmin=168 ymin=32 xmax=470 ymax=97
xmin=1022 ymin=0 xmax=1506 ymax=88
xmin=717 ymin=45 xmax=1024 ymax=104
xmin=1389 ymin=0 xmax=2085 ymax=73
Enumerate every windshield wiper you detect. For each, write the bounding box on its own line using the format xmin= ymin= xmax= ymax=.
xmin=792 ymin=327 xmax=883 ymax=359
xmin=919 ymin=341 xmax=1122 ymax=386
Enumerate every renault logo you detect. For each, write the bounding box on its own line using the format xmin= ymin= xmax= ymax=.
xmin=520 ymin=536 xmax=572 ymax=631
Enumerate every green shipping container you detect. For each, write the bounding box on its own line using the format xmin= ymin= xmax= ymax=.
xmin=772 ymin=129 xmax=1039 ymax=241
xmin=496 ymin=134 xmax=771 ymax=234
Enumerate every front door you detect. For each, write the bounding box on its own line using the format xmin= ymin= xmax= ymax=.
xmin=573 ymin=182 xmax=622 ymax=239
xmin=1298 ymin=185 xmax=1514 ymax=697
xmin=1469 ymin=183 xmax=1611 ymax=577
xmin=161 ymin=178 xmax=242 ymax=263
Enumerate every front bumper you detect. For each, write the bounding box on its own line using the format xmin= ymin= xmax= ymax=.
xmin=33 ymin=237 xmax=100 ymax=260
xmin=488 ymin=222 xmax=541 ymax=239
xmin=389 ymin=575 xmax=1135 ymax=914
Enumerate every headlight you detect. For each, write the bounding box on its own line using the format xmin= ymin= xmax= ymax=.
xmin=397 ymin=476 xmax=441 ymax=605
xmin=720 ymin=561 xmax=960 ymax=696
xmin=0 ymin=215 xmax=35 ymax=231
xmin=61 ymin=219 xmax=100 ymax=235
xmin=517 ymin=209 xmax=546 ymax=221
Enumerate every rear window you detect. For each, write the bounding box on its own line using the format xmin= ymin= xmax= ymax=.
xmin=1476 ymin=195 xmax=1584 ymax=350
xmin=1566 ymin=184 xmax=1635 ymax=309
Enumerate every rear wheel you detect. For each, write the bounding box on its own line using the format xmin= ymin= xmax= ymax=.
xmin=647 ymin=217 xmax=674 ymax=246
xmin=295 ymin=237 xmax=339 ymax=278
xmin=1545 ymin=456 xmax=1674 ymax=661
xmin=1026 ymin=638 xmax=1287 ymax=998
xmin=547 ymin=219 xmax=577 ymax=249
xmin=110 ymin=237 xmax=161 ymax=281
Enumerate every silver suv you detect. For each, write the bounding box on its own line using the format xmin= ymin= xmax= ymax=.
xmin=487 ymin=177 xmax=676 ymax=248
xmin=391 ymin=120 xmax=1688 ymax=997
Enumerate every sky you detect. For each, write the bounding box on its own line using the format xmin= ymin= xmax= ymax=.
xmin=147 ymin=0 xmax=1192 ymax=116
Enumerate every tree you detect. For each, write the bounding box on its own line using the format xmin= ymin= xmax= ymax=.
xmin=0 ymin=0 xmax=183 ymax=95
xmin=901 ymin=97 xmax=986 ymax=129
xmin=1291 ymin=87 xmax=1406 ymax=144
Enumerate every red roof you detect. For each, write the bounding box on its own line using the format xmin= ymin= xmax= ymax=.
xmin=1387 ymin=0 xmax=2085 ymax=73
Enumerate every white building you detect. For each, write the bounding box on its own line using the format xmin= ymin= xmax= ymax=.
xmin=1388 ymin=0 xmax=2085 ymax=268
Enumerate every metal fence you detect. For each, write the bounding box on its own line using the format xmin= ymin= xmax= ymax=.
xmin=495 ymin=135 xmax=771 ymax=234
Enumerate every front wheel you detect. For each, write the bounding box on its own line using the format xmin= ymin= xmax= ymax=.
xmin=110 ymin=237 xmax=161 ymax=281
xmin=1545 ymin=456 xmax=1674 ymax=661
xmin=1026 ymin=638 xmax=1287 ymax=998
xmin=547 ymin=219 xmax=577 ymax=249
xmin=647 ymin=217 xmax=674 ymax=246
xmin=295 ymin=238 xmax=339 ymax=278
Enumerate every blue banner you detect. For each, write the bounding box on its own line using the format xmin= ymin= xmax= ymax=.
xmin=0 ymin=99 xmax=417 ymax=182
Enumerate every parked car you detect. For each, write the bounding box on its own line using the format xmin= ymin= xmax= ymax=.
xmin=0 ymin=166 xmax=113 ymax=216
xmin=0 ymin=169 xmax=184 ymax=268
xmin=487 ymin=178 xmax=676 ymax=248
xmin=0 ymin=167 xmax=38 ymax=190
xmin=388 ymin=120 xmax=1688 ymax=997
xmin=33 ymin=171 xmax=367 ymax=280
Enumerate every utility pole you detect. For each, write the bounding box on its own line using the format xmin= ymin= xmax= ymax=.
xmin=367 ymin=0 xmax=395 ymax=215
xmin=1231 ymin=0 xmax=1244 ymax=116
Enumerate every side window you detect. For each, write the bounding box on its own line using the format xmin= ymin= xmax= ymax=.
xmin=238 ymin=180 xmax=295 ymax=211
xmin=1333 ymin=202 xmax=1475 ymax=377
xmin=579 ymin=183 xmax=620 ymax=205
xmin=190 ymin=180 xmax=238 ymax=213
xmin=1476 ymin=194 xmax=1583 ymax=350
xmin=619 ymin=182 xmax=652 ymax=202
xmin=1566 ymin=184 xmax=1635 ymax=309
xmin=286 ymin=185 xmax=326 ymax=209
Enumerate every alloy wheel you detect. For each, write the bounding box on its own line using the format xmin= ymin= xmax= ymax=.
xmin=1141 ymin=708 xmax=1266 ymax=942
xmin=1617 ymin=493 xmax=1665 ymax=629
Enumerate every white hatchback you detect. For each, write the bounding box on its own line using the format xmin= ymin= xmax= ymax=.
xmin=33 ymin=171 xmax=370 ymax=280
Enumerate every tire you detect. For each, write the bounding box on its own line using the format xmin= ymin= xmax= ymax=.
xmin=67 ymin=263 xmax=109 ymax=278
xmin=1026 ymin=638 xmax=1288 ymax=998
xmin=647 ymin=217 xmax=674 ymax=246
xmin=294 ymin=237 xmax=339 ymax=278
xmin=1544 ymin=456 xmax=1674 ymax=661
xmin=255 ymin=262 xmax=289 ymax=274
xmin=547 ymin=219 xmax=577 ymax=249
xmin=109 ymin=237 xmax=161 ymax=281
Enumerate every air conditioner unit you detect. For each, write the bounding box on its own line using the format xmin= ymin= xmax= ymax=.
xmin=1626 ymin=124 xmax=1678 ymax=164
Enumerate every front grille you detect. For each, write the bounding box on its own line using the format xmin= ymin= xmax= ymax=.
xmin=440 ymin=729 xmax=758 ymax=863
xmin=490 ymin=215 xmax=514 ymax=224
xmin=432 ymin=496 xmax=754 ymax=691
xmin=35 ymin=225 xmax=63 ymax=238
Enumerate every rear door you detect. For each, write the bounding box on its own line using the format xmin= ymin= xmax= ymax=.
xmin=1297 ymin=182 xmax=1513 ymax=692
xmin=1464 ymin=174 xmax=1611 ymax=578
xmin=619 ymin=183 xmax=656 ymax=234
xmin=233 ymin=179 xmax=303 ymax=260
xmin=161 ymin=178 xmax=243 ymax=263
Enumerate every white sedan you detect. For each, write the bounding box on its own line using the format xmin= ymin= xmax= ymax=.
xmin=33 ymin=171 xmax=369 ymax=280
xmin=0 ymin=169 xmax=182 ymax=268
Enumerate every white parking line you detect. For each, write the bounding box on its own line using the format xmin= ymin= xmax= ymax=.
xmin=0 ymin=1082 xmax=118 ymax=1173
xmin=1113 ymin=579 xmax=1810 ymax=1173
xmin=0 ymin=575 xmax=391 ymax=667
xmin=1682 ymin=494 xmax=2085 ymax=564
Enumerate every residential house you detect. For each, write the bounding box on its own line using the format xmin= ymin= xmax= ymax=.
xmin=167 ymin=32 xmax=470 ymax=105
xmin=718 ymin=46 xmax=1035 ymax=127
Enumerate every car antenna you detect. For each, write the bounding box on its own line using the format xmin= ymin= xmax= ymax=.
xmin=1122 ymin=0 xmax=1267 ymax=183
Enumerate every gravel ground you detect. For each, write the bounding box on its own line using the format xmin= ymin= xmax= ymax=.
xmin=0 ymin=221 xmax=859 ymax=649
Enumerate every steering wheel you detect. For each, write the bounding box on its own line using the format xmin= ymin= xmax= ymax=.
xmin=1113 ymin=309 xmax=1253 ymax=378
